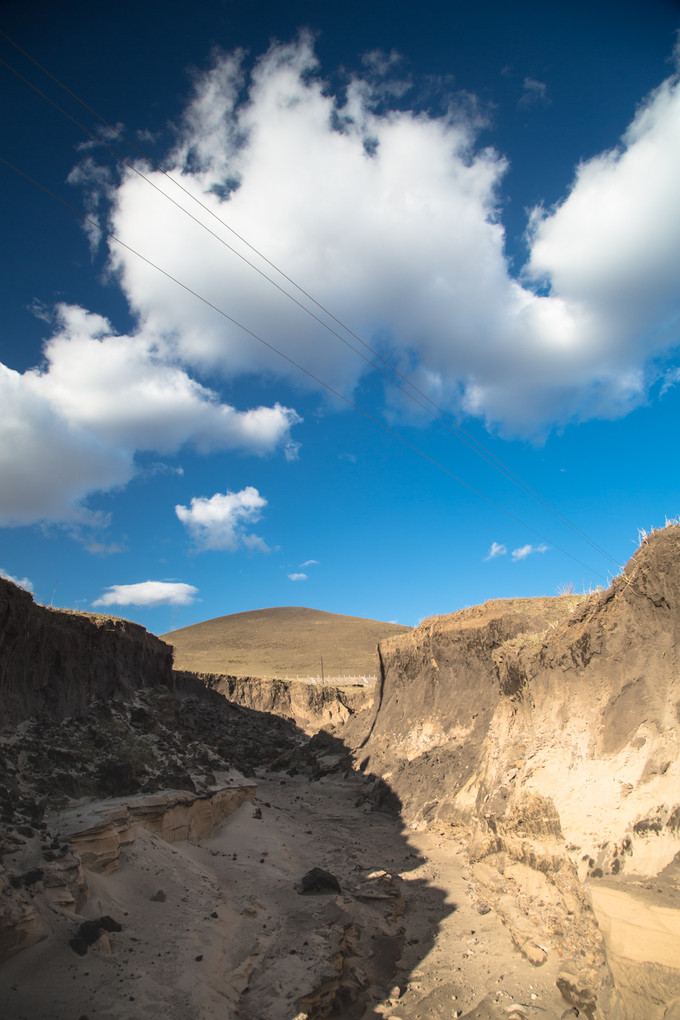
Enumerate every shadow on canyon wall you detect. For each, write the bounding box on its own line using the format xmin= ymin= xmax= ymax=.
xmin=0 ymin=576 xmax=452 ymax=1018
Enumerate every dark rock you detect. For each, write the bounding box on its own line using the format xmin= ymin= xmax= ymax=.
xmin=299 ymin=868 xmax=342 ymax=895
xmin=97 ymin=761 xmax=142 ymax=797
xmin=69 ymin=916 xmax=122 ymax=956
xmin=20 ymin=869 xmax=43 ymax=887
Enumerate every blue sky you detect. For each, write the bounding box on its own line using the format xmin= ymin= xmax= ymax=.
xmin=1 ymin=0 xmax=679 ymax=633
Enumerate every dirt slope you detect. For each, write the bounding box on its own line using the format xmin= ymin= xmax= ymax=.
xmin=162 ymin=606 xmax=411 ymax=677
xmin=357 ymin=523 xmax=680 ymax=1019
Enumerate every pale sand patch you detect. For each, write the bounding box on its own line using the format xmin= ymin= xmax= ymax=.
xmin=0 ymin=770 xmax=574 ymax=1019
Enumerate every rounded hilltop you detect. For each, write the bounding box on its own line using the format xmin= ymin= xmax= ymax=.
xmin=162 ymin=605 xmax=412 ymax=679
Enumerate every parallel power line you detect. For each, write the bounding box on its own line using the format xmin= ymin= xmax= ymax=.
xmin=0 ymin=34 xmax=618 ymax=575
xmin=0 ymin=33 xmax=620 ymax=570
xmin=0 ymin=152 xmax=608 ymax=581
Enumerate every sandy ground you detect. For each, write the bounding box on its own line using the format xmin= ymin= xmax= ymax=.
xmin=0 ymin=769 xmax=571 ymax=1020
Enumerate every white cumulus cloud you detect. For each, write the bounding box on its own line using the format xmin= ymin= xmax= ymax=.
xmin=175 ymin=486 xmax=269 ymax=551
xmin=93 ymin=580 xmax=198 ymax=607
xmin=95 ymin=36 xmax=680 ymax=435
xmin=288 ymin=573 xmax=307 ymax=581
xmin=0 ymin=305 xmax=299 ymax=526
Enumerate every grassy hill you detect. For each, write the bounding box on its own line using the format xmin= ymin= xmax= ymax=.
xmin=162 ymin=606 xmax=412 ymax=679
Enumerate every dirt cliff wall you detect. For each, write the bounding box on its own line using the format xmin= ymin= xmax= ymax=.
xmin=180 ymin=671 xmax=372 ymax=735
xmin=358 ymin=524 xmax=680 ymax=1019
xmin=0 ymin=579 xmax=173 ymax=724
xmin=358 ymin=593 xmax=581 ymax=824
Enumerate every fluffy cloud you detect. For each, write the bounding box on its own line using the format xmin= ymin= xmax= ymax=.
xmin=93 ymin=581 xmax=198 ymax=607
xmin=512 ymin=543 xmax=548 ymax=561
xmin=288 ymin=573 xmax=307 ymax=581
xmin=175 ymin=486 xmax=269 ymax=551
xmin=97 ymin=35 xmax=680 ymax=435
xmin=0 ymin=305 xmax=299 ymax=526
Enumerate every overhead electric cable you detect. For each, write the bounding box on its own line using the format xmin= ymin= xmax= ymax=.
xmin=0 ymin=153 xmax=608 ymax=581
xmin=0 ymin=31 xmax=620 ymax=570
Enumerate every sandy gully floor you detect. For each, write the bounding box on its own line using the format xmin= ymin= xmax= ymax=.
xmin=0 ymin=768 xmax=571 ymax=1019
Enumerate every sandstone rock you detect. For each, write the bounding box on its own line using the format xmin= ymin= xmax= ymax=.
xmin=61 ymin=781 xmax=256 ymax=872
xmin=557 ymin=970 xmax=598 ymax=1018
xmin=69 ymin=915 xmax=121 ymax=956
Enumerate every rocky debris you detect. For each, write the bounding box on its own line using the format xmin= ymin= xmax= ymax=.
xmin=0 ymin=683 xmax=302 ymax=834
xmin=273 ymin=728 xmax=355 ymax=780
xmin=299 ymin=868 xmax=342 ymax=895
xmin=0 ymin=863 xmax=47 ymax=960
xmin=556 ymin=970 xmax=599 ymax=1019
xmin=69 ymin=915 xmax=122 ymax=956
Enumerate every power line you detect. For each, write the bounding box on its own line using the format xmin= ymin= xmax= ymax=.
xmin=0 ymin=153 xmax=607 ymax=580
xmin=0 ymin=31 xmax=620 ymax=569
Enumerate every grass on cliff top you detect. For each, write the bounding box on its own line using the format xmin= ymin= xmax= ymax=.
xmin=162 ymin=606 xmax=412 ymax=679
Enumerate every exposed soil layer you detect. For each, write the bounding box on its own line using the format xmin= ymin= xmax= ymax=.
xmin=358 ymin=524 xmax=680 ymax=1018
xmin=186 ymin=671 xmax=372 ymax=734
xmin=0 ymin=581 xmax=172 ymax=725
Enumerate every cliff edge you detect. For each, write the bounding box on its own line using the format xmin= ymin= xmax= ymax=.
xmin=357 ymin=523 xmax=680 ymax=1019
xmin=0 ymin=580 xmax=172 ymax=724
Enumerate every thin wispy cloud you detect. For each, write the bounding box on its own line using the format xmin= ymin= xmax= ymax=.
xmin=519 ymin=77 xmax=550 ymax=109
xmin=661 ymin=367 xmax=680 ymax=395
xmin=288 ymin=572 xmax=307 ymax=581
xmin=484 ymin=541 xmax=507 ymax=560
xmin=84 ymin=540 xmax=125 ymax=556
xmin=512 ymin=543 xmax=549 ymax=561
